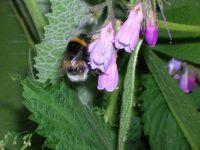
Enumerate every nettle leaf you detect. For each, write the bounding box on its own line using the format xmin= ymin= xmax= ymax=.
xmin=141 ymin=75 xmax=190 ymax=150
xmin=155 ymin=0 xmax=200 ymax=64
xmin=143 ymin=49 xmax=200 ymax=150
xmin=34 ymin=0 xmax=91 ymax=83
xmin=23 ymin=80 xmax=115 ymax=150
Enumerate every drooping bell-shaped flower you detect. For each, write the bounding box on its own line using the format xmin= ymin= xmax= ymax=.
xmin=97 ymin=55 xmax=119 ymax=92
xmin=89 ymin=22 xmax=115 ymax=72
xmin=145 ymin=9 xmax=158 ymax=47
xmin=179 ymin=69 xmax=198 ymax=93
xmin=166 ymin=58 xmax=182 ymax=75
xmin=114 ymin=3 xmax=144 ymax=52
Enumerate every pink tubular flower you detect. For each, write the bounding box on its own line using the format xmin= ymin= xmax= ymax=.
xmin=145 ymin=10 xmax=158 ymax=47
xmin=179 ymin=69 xmax=198 ymax=93
xmin=89 ymin=22 xmax=115 ymax=72
xmin=166 ymin=58 xmax=182 ymax=75
xmin=97 ymin=55 xmax=118 ymax=92
xmin=114 ymin=3 xmax=144 ymax=52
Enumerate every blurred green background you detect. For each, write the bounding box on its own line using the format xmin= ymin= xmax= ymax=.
xmin=0 ymin=0 xmax=29 ymax=137
xmin=0 ymin=0 xmax=45 ymax=149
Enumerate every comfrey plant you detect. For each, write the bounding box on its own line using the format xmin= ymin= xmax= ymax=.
xmin=145 ymin=8 xmax=158 ymax=47
xmin=167 ymin=58 xmax=199 ymax=93
xmin=89 ymin=22 xmax=118 ymax=91
xmin=16 ymin=0 xmax=200 ymax=149
xmin=89 ymin=2 xmax=159 ymax=92
xmin=114 ymin=3 xmax=144 ymax=52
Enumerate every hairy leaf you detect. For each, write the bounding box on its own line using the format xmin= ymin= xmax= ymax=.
xmin=143 ymin=49 xmax=200 ymax=150
xmin=34 ymin=0 xmax=91 ymax=83
xmin=23 ymin=80 xmax=115 ymax=150
xmin=118 ymin=40 xmax=143 ymax=150
xmin=141 ymin=75 xmax=190 ymax=150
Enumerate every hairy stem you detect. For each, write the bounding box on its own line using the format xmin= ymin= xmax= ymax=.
xmin=118 ymin=40 xmax=143 ymax=150
xmin=104 ymin=74 xmax=124 ymax=125
xmin=106 ymin=0 xmax=115 ymax=27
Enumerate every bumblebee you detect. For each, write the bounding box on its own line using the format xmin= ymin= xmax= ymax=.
xmin=61 ymin=34 xmax=90 ymax=82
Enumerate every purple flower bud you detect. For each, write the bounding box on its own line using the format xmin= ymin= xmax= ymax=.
xmin=89 ymin=22 xmax=115 ymax=72
xmin=174 ymin=74 xmax=181 ymax=80
xmin=114 ymin=3 xmax=144 ymax=53
xmin=97 ymin=55 xmax=119 ymax=92
xmin=145 ymin=10 xmax=158 ymax=47
xmin=179 ymin=69 xmax=197 ymax=93
xmin=166 ymin=58 xmax=182 ymax=75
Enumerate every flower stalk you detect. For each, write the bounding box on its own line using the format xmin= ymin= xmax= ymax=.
xmin=104 ymin=73 xmax=124 ymax=125
xmin=106 ymin=0 xmax=116 ymax=27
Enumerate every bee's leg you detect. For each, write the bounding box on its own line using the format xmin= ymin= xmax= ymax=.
xmin=91 ymin=69 xmax=102 ymax=76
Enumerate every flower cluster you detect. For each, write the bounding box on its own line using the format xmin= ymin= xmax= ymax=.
xmin=89 ymin=22 xmax=118 ymax=92
xmin=89 ymin=2 xmax=159 ymax=92
xmin=166 ymin=58 xmax=199 ymax=93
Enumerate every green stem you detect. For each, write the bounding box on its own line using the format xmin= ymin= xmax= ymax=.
xmin=158 ymin=20 xmax=200 ymax=33
xmin=106 ymin=0 xmax=115 ymax=27
xmin=118 ymin=39 xmax=143 ymax=150
xmin=23 ymin=0 xmax=47 ymax=39
xmin=104 ymin=74 xmax=124 ymax=125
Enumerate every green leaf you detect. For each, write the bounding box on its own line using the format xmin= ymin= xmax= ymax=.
xmin=153 ymin=43 xmax=200 ymax=65
xmin=141 ymin=75 xmax=190 ymax=150
xmin=158 ymin=0 xmax=200 ymax=38
xmin=143 ymin=48 xmax=200 ymax=150
xmin=118 ymin=40 xmax=143 ymax=150
xmin=34 ymin=0 xmax=91 ymax=83
xmin=125 ymin=117 xmax=144 ymax=150
xmin=23 ymin=80 xmax=115 ymax=150
xmin=158 ymin=20 xmax=200 ymax=33
xmin=155 ymin=0 xmax=200 ymax=68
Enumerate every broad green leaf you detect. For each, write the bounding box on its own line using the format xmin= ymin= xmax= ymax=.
xmin=158 ymin=0 xmax=200 ymax=38
xmin=155 ymin=0 xmax=200 ymax=66
xmin=141 ymin=75 xmax=190 ymax=150
xmin=23 ymin=80 xmax=115 ymax=150
xmin=34 ymin=0 xmax=91 ymax=83
xmin=153 ymin=43 xmax=200 ymax=65
xmin=158 ymin=20 xmax=200 ymax=33
xmin=118 ymin=40 xmax=143 ymax=150
xmin=143 ymin=48 xmax=200 ymax=150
